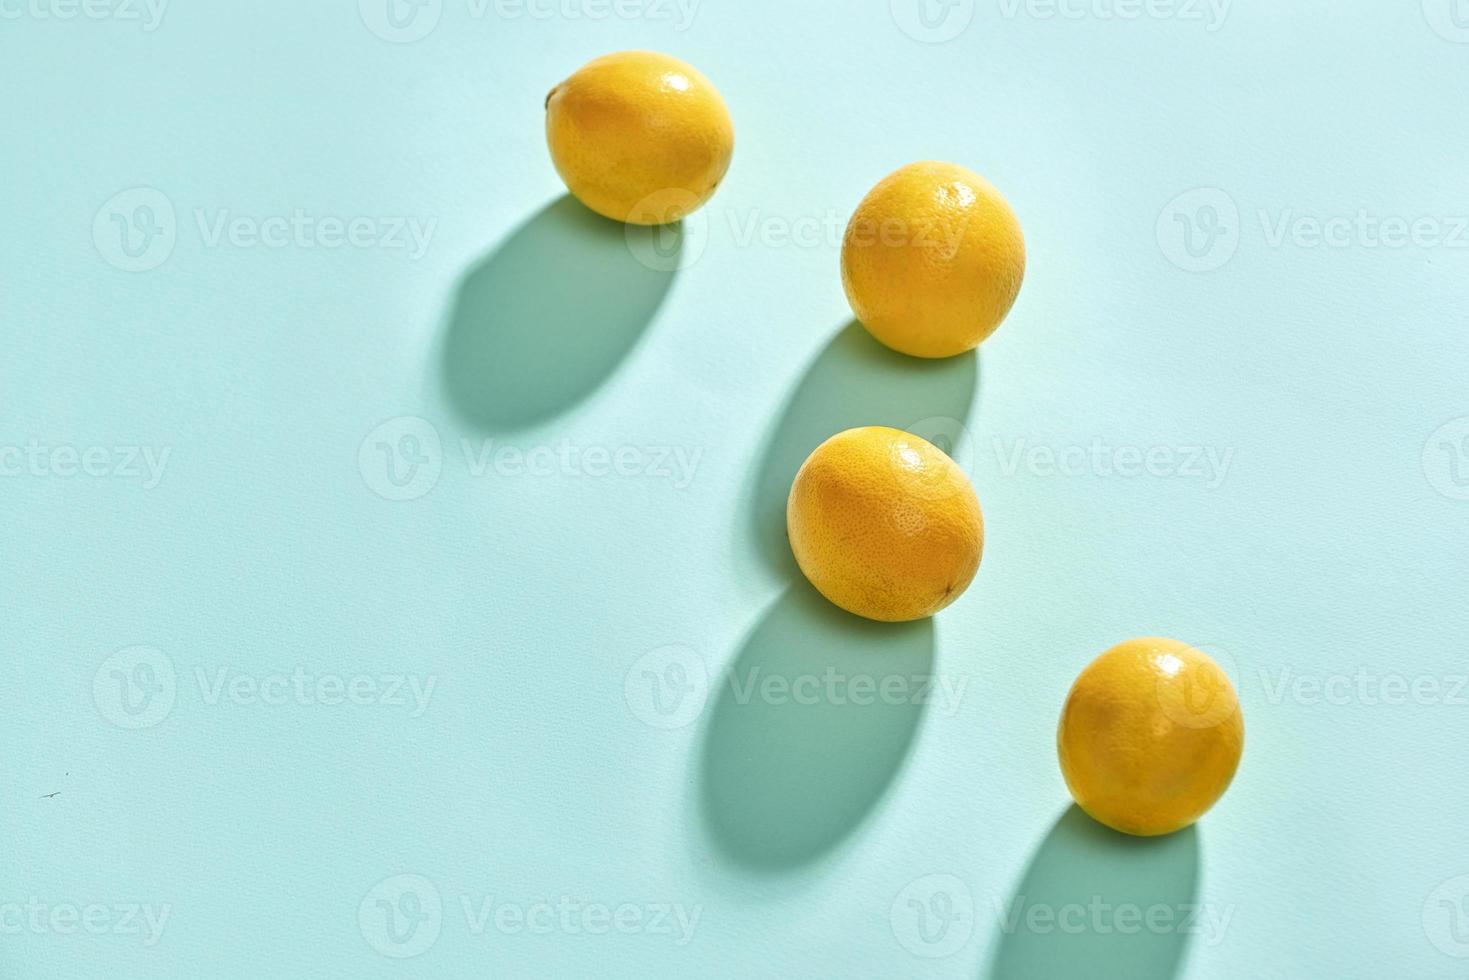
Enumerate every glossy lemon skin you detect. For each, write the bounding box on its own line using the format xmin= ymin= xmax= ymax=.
xmin=842 ymin=161 xmax=1025 ymax=358
xmin=545 ymin=51 xmax=734 ymax=225
xmin=786 ymin=426 xmax=983 ymax=622
xmin=1058 ymin=638 xmax=1244 ymax=836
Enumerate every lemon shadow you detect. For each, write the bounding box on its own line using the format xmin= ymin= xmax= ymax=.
xmin=437 ymin=195 xmax=680 ymax=432
xmin=743 ymin=322 xmax=979 ymax=574
xmin=698 ymin=582 xmax=933 ymax=871
xmin=983 ymin=806 xmax=1202 ymax=980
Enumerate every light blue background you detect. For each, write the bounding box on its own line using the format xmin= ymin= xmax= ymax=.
xmin=5 ymin=1 xmax=1469 ymax=977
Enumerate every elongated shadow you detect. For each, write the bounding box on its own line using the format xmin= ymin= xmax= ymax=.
xmin=438 ymin=196 xmax=680 ymax=431
xmin=699 ymin=582 xmax=933 ymax=871
xmin=744 ymin=322 xmax=978 ymax=573
xmin=984 ymin=807 xmax=1203 ymax=980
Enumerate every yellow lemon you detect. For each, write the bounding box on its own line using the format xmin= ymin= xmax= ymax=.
xmin=1057 ymin=638 xmax=1244 ymax=836
xmin=786 ymin=426 xmax=983 ymax=622
xmin=841 ymin=161 xmax=1025 ymax=358
xmin=545 ymin=51 xmax=734 ymax=225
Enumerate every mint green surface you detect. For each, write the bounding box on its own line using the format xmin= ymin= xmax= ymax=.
xmin=5 ymin=3 xmax=1469 ymax=977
